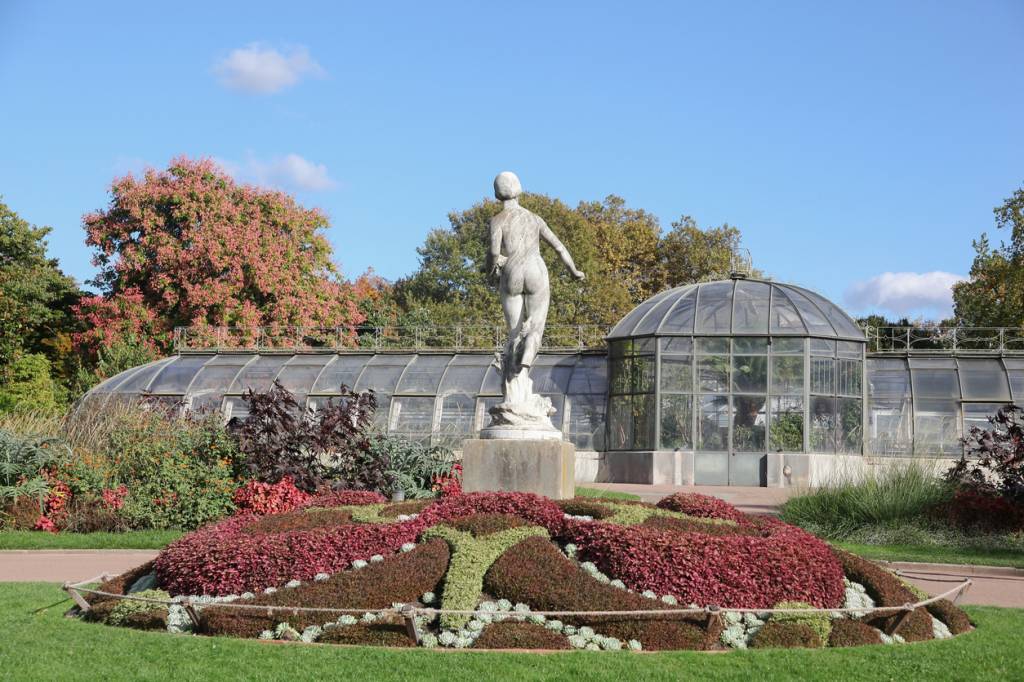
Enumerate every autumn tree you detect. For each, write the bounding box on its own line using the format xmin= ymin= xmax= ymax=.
xmin=74 ymin=157 xmax=366 ymax=356
xmin=953 ymin=185 xmax=1024 ymax=328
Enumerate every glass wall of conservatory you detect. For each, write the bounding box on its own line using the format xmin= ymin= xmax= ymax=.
xmin=606 ymin=278 xmax=867 ymax=486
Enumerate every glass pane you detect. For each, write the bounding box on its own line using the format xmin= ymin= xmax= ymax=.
xmin=633 ymin=291 xmax=684 ymax=336
xmin=696 ymin=337 xmax=729 ymax=354
xmin=660 ymin=337 xmax=693 ymax=354
xmin=837 ymin=359 xmax=862 ymax=397
xmin=438 ymin=393 xmax=475 ymax=440
xmin=910 ymin=366 xmax=960 ymax=399
xmin=810 ymin=357 xmax=835 ymax=394
xmin=631 ymin=394 xmax=655 ymax=449
xmin=568 ymin=394 xmax=605 ymax=451
xmin=609 ymin=395 xmax=633 ymax=450
xmin=631 ymin=355 xmax=655 ymax=393
xmin=531 ymin=356 xmax=576 ymax=393
xmin=698 ymin=355 xmax=730 ymax=392
xmin=732 ymin=281 xmax=771 ymax=334
xmin=771 ymin=356 xmax=804 ymax=395
xmin=567 ymin=355 xmax=607 ymax=394
xmin=356 ymin=355 xmax=414 ymax=394
xmin=837 ymin=341 xmax=863 ymax=358
xmin=810 ymin=396 xmax=836 ymax=452
xmin=276 ymin=355 xmax=334 ymax=395
xmin=658 ymin=288 xmax=697 ymax=334
xmin=478 ymin=396 xmax=503 ymax=428
xmin=698 ymin=395 xmax=730 ymax=451
xmin=372 ymin=396 xmax=392 ymax=427
xmin=957 ymin=359 xmax=1011 ymax=401
xmin=695 ymin=281 xmax=734 ymax=334
xmin=230 ymin=355 xmax=290 ymax=392
xmin=733 ymin=337 xmax=768 ymax=354
xmin=867 ymin=396 xmax=913 ymax=457
xmin=962 ymin=403 xmax=1004 ymax=438
xmin=187 ymin=355 xmax=252 ymax=393
xmin=771 ymin=337 xmax=804 ymax=354
xmin=769 ymin=289 xmax=807 ymax=334
xmin=778 ymin=286 xmax=836 ymax=336
xmin=223 ymin=396 xmax=249 ymax=421
xmin=610 ymin=290 xmax=672 ymax=337
xmin=770 ymin=396 xmax=804 ymax=452
xmin=1005 ymin=359 xmax=1024 ymax=401
xmin=110 ymin=359 xmax=175 ymax=393
xmin=732 ymin=355 xmax=767 ymax=393
xmin=732 ymin=395 xmax=766 ymax=452
xmin=148 ymin=355 xmax=209 ymax=394
xmin=867 ymin=358 xmax=911 ymax=398
xmin=187 ymin=392 xmax=224 ymax=417
xmin=913 ymin=398 xmax=961 ymax=456
xmin=837 ymin=398 xmax=862 ymax=454
xmin=396 ymin=354 xmax=451 ymax=394
xmin=810 ymin=338 xmax=836 ymax=356
xmin=312 ymin=354 xmax=371 ymax=393
xmin=609 ymin=357 xmax=630 ymax=395
xmin=390 ymin=396 xmax=434 ymax=433
xmin=480 ymin=362 xmax=503 ymax=395
xmin=660 ymin=394 xmax=693 ymax=449
xmin=660 ymin=355 xmax=693 ymax=392
xmin=799 ymin=287 xmax=865 ymax=339
xmin=545 ymin=394 xmax=566 ymax=430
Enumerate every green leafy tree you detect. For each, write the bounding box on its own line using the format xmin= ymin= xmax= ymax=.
xmin=659 ymin=217 xmax=754 ymax=288
xmin=953 ymin=186 xmax=1024 ymax=327
xmin=0 ymin=354 xmax=64 ymax=414
xmin=0 ymin=199 xmax=81 ymax=379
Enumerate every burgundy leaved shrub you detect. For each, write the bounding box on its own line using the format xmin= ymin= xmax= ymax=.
xmin=232 ymin=477 xmax=310 ymax=516
xmin=655 ymin=492 xmax=749 ymax=525
xmin=751 ymin=621 xmax=822 ymax=649
xmin=828 ymin=619 xmax=882 ymax=647
xmin=472 ymin=622 xmax=570 ymax=650
xmin=418 ymin=492 xmax=565 ymax=533
xmin=562 ymin=515 xmax=845 ymax=608
xmin=303 ymin=489 xmax=388 ymax=508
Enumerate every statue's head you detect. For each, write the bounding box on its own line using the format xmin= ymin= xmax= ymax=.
xmin=493 ymin=171 xmax=522 ymax=200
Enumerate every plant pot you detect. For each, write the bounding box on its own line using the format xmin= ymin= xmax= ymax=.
xmin=391 ymin=489 xmax=406 ymax=502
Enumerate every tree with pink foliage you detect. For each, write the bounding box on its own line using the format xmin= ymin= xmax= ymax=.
xmin=74 ymin=157 xmax=365 ymax=355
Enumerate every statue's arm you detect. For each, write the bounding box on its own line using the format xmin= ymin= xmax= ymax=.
xmin=489 ymin=217 xmax=507 ymax=275
xmin=539 ymin=221 xmax=585 ymax=280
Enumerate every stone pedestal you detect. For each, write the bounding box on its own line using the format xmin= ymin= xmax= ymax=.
xmin=461 ymin=439 xmax=575 ymax=500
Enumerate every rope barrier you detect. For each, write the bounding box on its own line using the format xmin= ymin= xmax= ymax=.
xmin=62 ymin=574 xmax=972 ymax=621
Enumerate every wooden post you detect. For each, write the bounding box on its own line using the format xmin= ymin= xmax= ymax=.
xmin=885 ymin=606 xmax=915 ymax=635
xmin=63 ymin=582 xmax=92 ymax=613
xmin=703 ymin=605 xmax=722 ymax=649
xmin=181 ymin=598 xmax=201 ymax=628
xmin=401 ymin=606 xmax=420 ymax=645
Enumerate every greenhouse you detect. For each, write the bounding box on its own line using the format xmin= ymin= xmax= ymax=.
xmin=82 ymin=275 xmax=1023 ymax=488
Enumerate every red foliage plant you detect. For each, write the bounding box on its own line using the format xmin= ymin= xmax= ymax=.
xmin=233 ymin=477 xmax=311 ymax=516
xmin=655 ymin=492 xmax=749 ymax=525
xmin=418 ymin=491 xmax=565 ymax=532
xmin=561 ymin=515 xmax=845 ymax=609
xmin=941 ymin=489 xmax=1024 ymax=532
xmin=432 ymin=462 xmax=462 ymax=497
xmin=303 ymin=489 xmax=388 ymax=508
xmin=101 ymin=485 xmax=128 ymax=511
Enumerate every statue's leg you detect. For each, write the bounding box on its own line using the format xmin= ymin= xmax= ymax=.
xmin=501 ymin=291 xmax=524 ymax=380
xmin=521 ymin=290 xmax=549 ymax=370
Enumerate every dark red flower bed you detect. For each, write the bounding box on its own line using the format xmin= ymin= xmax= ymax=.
xmin=484 ymin=536 xmax=709 ymax=650
xmin=939 ymin=490 xmax=1024 ymax=532
xmin=198 ymin=538 xmax=450 ymax=638
xmin=303 ymin=489 xmax=388 ymax=508
xmin=641 ymin=515 xmax=761 ymax=537
xmin=655 ymin=492 xmax=750 ymax=525
xmin=418 ymin=492 xmax=566 ymax=533
xmin=472 ymin=622 xmax=571 ymax=650
xmin=561 ymin=515 xmax=845 ymax=608
xmin=751 ymin=621 xmax=822 ymax=649
xmin=240 ymin=508 xmax=353 ymax=535
xmin=446 ymin=513 xmax=530 ymax=536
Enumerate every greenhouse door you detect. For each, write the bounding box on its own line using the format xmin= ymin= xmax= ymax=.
xmin=693 ymin=396 xmax=766 ymax=486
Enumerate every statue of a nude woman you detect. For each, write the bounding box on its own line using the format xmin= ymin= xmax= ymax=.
xmin=484 ymin=171 xmax=585 ymax=435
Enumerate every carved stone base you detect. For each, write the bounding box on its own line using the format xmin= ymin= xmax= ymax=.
xmin=461 ymin=439 xmax=575 ymax=500
xmin=482 ymin=369 xmax=560 ymax=438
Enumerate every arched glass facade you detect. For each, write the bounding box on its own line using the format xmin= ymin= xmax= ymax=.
xmin=82 ymin=352 xmax=607 ymax=451
xmin=606 ymin=278 xmax=867 ymax=485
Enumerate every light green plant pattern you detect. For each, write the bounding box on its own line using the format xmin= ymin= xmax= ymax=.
xmin=601 ymin=502 xmax=736 ymax=527
xmin=105 ymin=589 xmax=170 ymax=626
xmin=422 ymin=524 xmax=549 ymax=630
xmin=770 ymin=601 xmax=831 ymax=646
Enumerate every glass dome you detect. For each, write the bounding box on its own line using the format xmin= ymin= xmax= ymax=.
xmin=608 ymin=278 xmax=864 ymax=341
xmin=606 ymin=277 xmax=867 ymax=486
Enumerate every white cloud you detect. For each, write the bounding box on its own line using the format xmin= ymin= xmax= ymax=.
xmin=844 ymin=271 xmax=967 ymax=319
xmin=215 ymin=153 xmax=337 ymax=192
xmin=213 ymin=44 xmax=325 ymax=94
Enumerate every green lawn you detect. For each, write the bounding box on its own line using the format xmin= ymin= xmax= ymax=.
xmin=575 ymin=487 xmax=641 ymax=501
xmin=0 ymin=583 xmax=1020 ymax=682
xmin=832 ymin=541 xmax=1024 ymax=569
xmin=0 ymin=529 xmax=183 ymax=550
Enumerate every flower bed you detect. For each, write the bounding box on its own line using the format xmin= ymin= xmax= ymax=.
xmin=82 ymin=491 xmax=971 ymax=652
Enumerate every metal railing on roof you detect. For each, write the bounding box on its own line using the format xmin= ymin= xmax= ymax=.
xmin=172 ymin=325 xmax=611 ymax=353
xmin=865 ymin=326 xmax=1024 ymax=355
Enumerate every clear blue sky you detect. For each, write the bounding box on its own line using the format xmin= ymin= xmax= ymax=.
xmin=1 ymin=1 xmax=1021 ymax=321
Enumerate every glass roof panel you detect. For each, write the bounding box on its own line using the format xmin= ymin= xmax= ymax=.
xmin=694 ymin=281 xmax=734 ymax=334
xmin=147 ymin=355 xmax=210 ymax=394
xmin=957 ymin=358 xmax=1011 ymax=401
xmin=608 ymin=288 xmax=676 ymax=338
xmin=1005 ymin=359 xmax=1024 ymax=401
xmin=731 ymin=280 xmax=771 ymax=334
xmin=530 ymin=355 xmax=576 ymax=393
xmin=568 ymin=355 xmax=607 ymax=394
xmin=632 ymin=291 xmax=684 ymax=336
xmin=312 ymin=354 xmax=372 ymax=393
xmin=187 ymin=355 xmax=253 ymax=394
xmin=229 ymin=355 xmax=291 ymax=393
xmin=777 ymin=286 xmax=836 ymax=336
xmin=769 ymin=289 xmax=807 ymax=334
xmin=97 ymin=358 xmax=174 ymax=394
xmin=480 ymin=361 xmax=504 ymax=395
xmin=438 ymin=355 xmax=492 ymax=395
xmin=275 ymin=355 xmax=335 ymax=395
xmin=909 ymin=357 xmax=960 ymax=399
xmin=657 ymin=287 xmax=697 ymax=334
xmin=355 ymin=355 xmax=414 ymax=394
xmin=795 ymin=286 xmax=864 ymax=339
xmin=396 ymin=355 xmax=452 ymax=394
xmin=867 ymin=358 xmax=911 ymax=397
